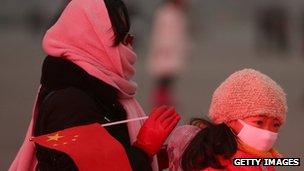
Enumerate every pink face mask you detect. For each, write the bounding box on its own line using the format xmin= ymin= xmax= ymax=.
xmin=237 ymin=120 xmax=278 ymax=151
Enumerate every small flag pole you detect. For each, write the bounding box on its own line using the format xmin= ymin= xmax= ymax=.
xmin=102 ymin=116 xmax=148 ymax=127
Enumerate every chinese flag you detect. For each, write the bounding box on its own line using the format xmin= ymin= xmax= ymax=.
xmin=31 ymin=123 xmax=132 ymax=171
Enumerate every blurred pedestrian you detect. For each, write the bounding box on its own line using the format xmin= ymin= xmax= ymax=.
xmin=255 ymin=6 xmax=289 ymax=53
xmin=147 ymin=0 xmax=191 ymax=107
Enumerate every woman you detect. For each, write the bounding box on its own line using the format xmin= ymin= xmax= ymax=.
xmin=168 ymin=69 xmax=287 ymax=171
xmin=10 ymin=0 xmax=180 ymax=170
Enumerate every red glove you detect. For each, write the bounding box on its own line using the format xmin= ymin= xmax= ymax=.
xmin=135 ymin=106 xmax=181 ymax=156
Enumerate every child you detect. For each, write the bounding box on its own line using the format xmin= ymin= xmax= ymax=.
xmin=168 ymin=68 xmax=287 ymax=171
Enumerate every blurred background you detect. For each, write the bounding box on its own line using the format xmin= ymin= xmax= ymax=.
xmin=1 ymin=0 xmax=303 ymax=170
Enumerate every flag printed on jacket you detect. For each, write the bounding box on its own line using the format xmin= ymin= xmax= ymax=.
xmin=31 ymin=123 xmax=132 ymax=171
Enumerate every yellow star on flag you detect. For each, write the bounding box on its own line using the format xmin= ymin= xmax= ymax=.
xmin=47 ymin=133 xmax=64 ymax=142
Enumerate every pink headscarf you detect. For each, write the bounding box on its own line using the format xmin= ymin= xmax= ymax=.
xmin=9 ymin=0 xmax=158 ymax=170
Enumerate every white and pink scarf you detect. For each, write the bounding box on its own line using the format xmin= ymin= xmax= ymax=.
xmin=9 ymin=0 xmax=157 ymax=170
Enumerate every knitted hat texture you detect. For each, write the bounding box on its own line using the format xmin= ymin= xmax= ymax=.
xmin=208 ymin=69 xmax=287 ymax=124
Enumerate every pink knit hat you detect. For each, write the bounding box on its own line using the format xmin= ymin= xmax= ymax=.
xmin=208 ymin=69 xmax=287 ymax=124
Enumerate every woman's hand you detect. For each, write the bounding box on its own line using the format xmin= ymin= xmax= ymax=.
xmin=134 ymin=106 xmax=181 ymax=156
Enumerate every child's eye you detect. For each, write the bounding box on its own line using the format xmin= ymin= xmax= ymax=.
xmin=274 ymin=123 xmax=281 ymax=128
xmin=256 ymin=120 xmax=264 ymax=125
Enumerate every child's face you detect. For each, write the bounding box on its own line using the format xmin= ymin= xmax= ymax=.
xmin=228 ymin=115 xmax=282 ymax=134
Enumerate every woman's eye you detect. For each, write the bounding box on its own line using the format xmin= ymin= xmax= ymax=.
xmin=256 ymin=120 xmax=263 ymax=125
